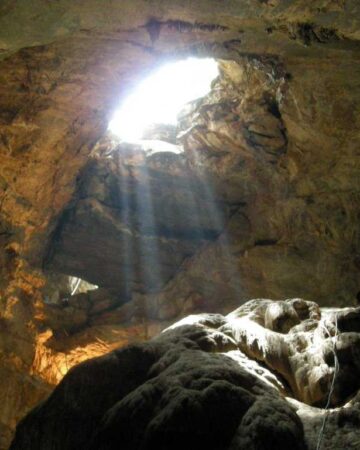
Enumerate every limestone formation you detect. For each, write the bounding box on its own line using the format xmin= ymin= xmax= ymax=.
xmin=10 ymin=299 xmax=360 ymax=450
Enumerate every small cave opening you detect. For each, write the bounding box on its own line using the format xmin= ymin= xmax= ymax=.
xmin=41 ymin=273 xmax=98 ymax=306
xmin=108 ymin=57 xmax=219 ymax=145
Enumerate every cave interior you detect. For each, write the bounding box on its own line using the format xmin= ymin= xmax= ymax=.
xmin=1 ymin=1 xmax=360 ymax=449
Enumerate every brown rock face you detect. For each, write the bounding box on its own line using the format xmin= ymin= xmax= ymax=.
xmin=0 ymin=1 xmax=360 ymax=448
xmin=47 ymin=153 xmax=228 ymax=294
xmin=45 ymin=54 xmax=360 ymax=311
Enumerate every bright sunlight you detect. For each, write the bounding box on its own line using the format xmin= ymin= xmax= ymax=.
xmin=108 ymin=58 xmax=219 ymax=142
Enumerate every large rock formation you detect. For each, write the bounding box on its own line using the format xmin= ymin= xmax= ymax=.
xmin=1 ymin=1 xmax=360 ymax=448
xmin=10 ymin=299 xmax=360 ymax=449
xmin=47 ymin=151 xmax=228 ymax=294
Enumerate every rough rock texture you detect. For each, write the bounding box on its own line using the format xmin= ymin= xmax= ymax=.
xmin=47 ymin=153 xmax=228 ymax=293
xmin=226 ymin=300 xmax=360 ymax=407
xmin=10 ymin=299 xmax=360 ymax=450
xmin=9 ymin=304 xmax=303 ymax=450
xmin=1 ymin=2 xmax=360 ymax=448
xmin=46 ymin=53 xmax=360 ymax=311
xmin=290 ymin=392 xmax=360 ymax=450
xmin=148 ymin=55 xmax=360 ymax=312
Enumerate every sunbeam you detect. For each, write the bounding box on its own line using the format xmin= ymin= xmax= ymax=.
xmin=106 ymin=55 xmax=242 ymax=313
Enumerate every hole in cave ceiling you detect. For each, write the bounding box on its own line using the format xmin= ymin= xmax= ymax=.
xmin=107 ymin=57 xmax=219 ymax=151
xmin=45 ymin=57 xmax=228 ymax=301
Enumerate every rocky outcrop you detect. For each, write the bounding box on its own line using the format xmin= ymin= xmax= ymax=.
xmin=47 ymin=152 xmax=228 ymax=294
xmin=10 ymin=299 xmax=360 ymax=450
xmin=227 ymin=299 xmax=360 ymax=407
xmin=171 ymin=56 xmax=360 ymax=308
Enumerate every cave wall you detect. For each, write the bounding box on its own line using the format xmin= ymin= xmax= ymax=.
xmin=47 ymin=54 xmax=360 ymax=317
xmin=167 ymin=55 xmax=360 ymax=309
xmin=0 ymin=1 xmax=360 ymax=448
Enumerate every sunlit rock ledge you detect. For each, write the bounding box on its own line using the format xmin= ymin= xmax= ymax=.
xmin=10 ymin=298 xmax=360 ymax=450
